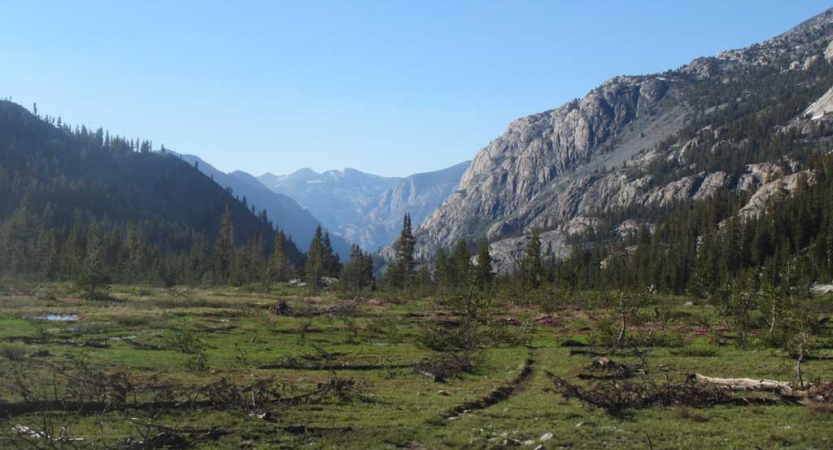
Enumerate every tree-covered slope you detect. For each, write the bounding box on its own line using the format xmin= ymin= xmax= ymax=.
xmin=0 ymin=100 xmax=303 ymax=284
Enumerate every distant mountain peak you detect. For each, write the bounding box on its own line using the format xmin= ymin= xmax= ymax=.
xmin=257 ymin=162 xmax=468 ymax=251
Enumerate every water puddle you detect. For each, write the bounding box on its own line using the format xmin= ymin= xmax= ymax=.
xmin=109 ymin=335 xmax=137 ymax=341
xmin=39 ymin=314 xmax=79 ymax=322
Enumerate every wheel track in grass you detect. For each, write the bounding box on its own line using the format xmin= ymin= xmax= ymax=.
xmin=440 ymin=346 xmax=537 ymax=421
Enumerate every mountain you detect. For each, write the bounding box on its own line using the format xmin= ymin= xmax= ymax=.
xmin=258 ymin=169 xmax=401 ymax=230
xmin=362 ymin=161 xmax=470 ymax=251
xmin=409 ymin=7 xmax=833 ymax=272
xmin=0 ymin=100 xmax=304 ymax=283
xmin=259 ymin=163 xmax=470 ymax=251
xmin=174 ymin=153 xmax=351 ymax=257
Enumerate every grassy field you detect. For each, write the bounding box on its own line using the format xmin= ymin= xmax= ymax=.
xmin=0 ymin=282 xmax=832 ymax=449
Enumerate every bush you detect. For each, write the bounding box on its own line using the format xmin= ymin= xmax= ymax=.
xmin=483 ymin=319 xmax=533 ymax=347
xmin=0 ymin=343 xmax=27 ymax=361
xmin=75 ymin=266 xmax=112 ymax=299
xmin=186 ymin=347 xmax=208 ymax=373
xmin=417 ymin=321 xmax=480 ymax=352
xmin=413 ymin=352 xmax=481 ymax=382
xmin=163 ymin=329 xmax=204 ymax=354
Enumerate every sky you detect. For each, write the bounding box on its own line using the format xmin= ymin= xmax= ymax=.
xmin=0 ymin=1 xmax=830 ymax=177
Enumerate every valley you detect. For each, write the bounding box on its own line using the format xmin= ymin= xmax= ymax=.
xmin=3 ymin=5 xmax=833 ymax=449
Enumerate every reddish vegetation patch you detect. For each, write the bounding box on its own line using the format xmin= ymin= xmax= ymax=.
xmin=508 ymin=305 xmax=538 ymax=314
xmin=809 ymin=382 xmax=833 ymax=401
xmin=533 ymin=314 xmax=560 ymax=327
xmin=498 ymin=317 xmax=522 ymax=326
xmin=366 ymin=299 xmax=382 ymax=306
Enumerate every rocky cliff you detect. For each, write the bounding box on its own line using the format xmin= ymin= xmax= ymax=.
xmin=408 ymin=8 xmax=833 ymax=269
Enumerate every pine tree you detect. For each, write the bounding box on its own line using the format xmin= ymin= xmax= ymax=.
xmin=214 ymin=205 xmax=235 ymax=284
xmin=305 ymin=225 xmax=324 ymax=291
xmin=520 ymin=229 xmax=543 ymax=290
xmin=392 ymin=213 xmax=416 ymax=288
xmin=341 ymin=244 xmax=373 ymax=293
xmin=269 ymin=230 xmax=294 ymax=284
xmin=451 ymin=239 xmax=471 ymax=288
xmin=434 ymin=247 xmax=450 ymax=291
xmin=475 ymin=238 xmax=493 ymax=290
xmin=322 ymin=232 xmax=341 ymax=277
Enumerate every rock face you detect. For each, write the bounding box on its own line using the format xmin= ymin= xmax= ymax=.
xmin=806 ymin=84 xmax=833 ymax=119
xmin=260 ymin=163 xmax=469 ymax=251
xmin=364 ymin=161 xmax=470 ymax=251
xmin=738 ymin=171 xmax=816 ymax=221
xmin=406 ymin=8 xmax=833 ymax=264
xmin=415 ymin=76 xmax=686 ymax=256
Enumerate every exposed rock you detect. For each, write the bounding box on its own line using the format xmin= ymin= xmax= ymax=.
xmin=365 ymin=161 xmax=470 ymax=250
xmin=400 ymin=9 xmax=833 ymax=262
xmin=645 ymin=174 xmax=700 ymax=207
xmin=615 ymin=220 xmax=655 ymax=239
xmin=737 ymin=171 xmax=816 ymax=221
xmin=487 ymin=230 xmax=570 ymax=274
xmin=539 ymin=432 xmax=554 ymax=442
xmin=693 ymin=172 xmax=728 ymax=201
xmin=804 ymin=54 xmax=821 ymax=70
xmin=411 ymin=74 xmax=686 ymax=258
xmin=737 ymin=163 xmax=786 ymax=191
xmin=806 ymin=84 xmax=833 ymax=120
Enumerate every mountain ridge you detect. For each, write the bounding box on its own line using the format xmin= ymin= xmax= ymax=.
xmin=174 ymin=153 xmax=352 ymax=257
xmin=404 ymin=7 xmax=833 ymax=271
xmin=259 ymin=161 xmax=469 ymax=251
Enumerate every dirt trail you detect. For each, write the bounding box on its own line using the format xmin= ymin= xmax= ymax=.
xmin=441 ymin=347 xmax=537 ymax=420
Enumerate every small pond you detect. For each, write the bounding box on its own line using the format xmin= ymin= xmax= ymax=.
xmin=39 ymin=314 xmax=80 ymax=322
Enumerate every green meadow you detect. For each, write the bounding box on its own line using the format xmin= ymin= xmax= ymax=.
xmin=1 ymin=283 xmax=832 ymax=449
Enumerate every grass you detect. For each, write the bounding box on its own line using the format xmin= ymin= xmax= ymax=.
xmin=0 ymin=284 xmax=831 ymax=448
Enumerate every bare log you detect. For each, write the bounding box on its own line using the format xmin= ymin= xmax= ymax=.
xmin=692 ymin=374 xmax=797 ymax=395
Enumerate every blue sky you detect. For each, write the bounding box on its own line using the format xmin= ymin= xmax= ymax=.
xmin=1 ymin=1 xmax=830 ymax=177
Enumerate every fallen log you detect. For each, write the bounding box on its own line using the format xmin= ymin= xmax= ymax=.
xmin=692 ymin=374 xmax=798 ymax=396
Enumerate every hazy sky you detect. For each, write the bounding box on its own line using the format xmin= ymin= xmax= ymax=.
xmin=1 ymin=1 xmax=830 ymax=177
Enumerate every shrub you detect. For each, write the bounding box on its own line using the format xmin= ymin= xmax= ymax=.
xmin=0 ymin=343 xmax=27 ymax=361
xmin=163 ymin=329 xmax=204 ymax=354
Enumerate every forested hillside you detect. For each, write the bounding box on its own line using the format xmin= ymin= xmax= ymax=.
xmin=0 ymin=100 xmax=304 ymax=286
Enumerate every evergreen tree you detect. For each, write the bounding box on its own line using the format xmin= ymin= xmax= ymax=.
xmin=213 ymin=205 xmax=235 ymax=284
xmin=520 ymin=229 xmax=543 ymax=290
xmin=322 ymin=232 xmax=341 ymax=277
xmin=391 ymin=213 xmax=416 ymax=288
xmin=451 ymin=239 xmax=471 ymax=288
xmin=434 ymin=247 xmax=450 ymax=291
xmin=305 ymin=225 xmax=324 ymax=291
xmin=341 ymin=244 xmax=373 ymax=293
xmin=474 ymin=238 xmax=493 ymax=290
xmin=269 ymin=230 xmax=294 ymax=284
